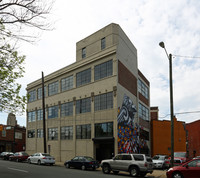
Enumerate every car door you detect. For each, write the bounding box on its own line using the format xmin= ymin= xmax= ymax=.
xmin=110 ymin=155 xmax=123 ymax=170
xmin=70 ymin=157 xmax=79 ymax=168
xmin=183 ymin=160 xmax=200 ymax=178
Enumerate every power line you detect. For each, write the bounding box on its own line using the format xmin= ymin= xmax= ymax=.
xmin=173 ymin=54 xmax=200 ymax=59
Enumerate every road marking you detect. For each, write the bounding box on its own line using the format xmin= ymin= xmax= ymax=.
xmin=8 ymin=167 xmax=28 ymax=173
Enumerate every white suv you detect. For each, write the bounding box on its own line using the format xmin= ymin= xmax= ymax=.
xmin=101 ymin=153 xmax=153 ymax=177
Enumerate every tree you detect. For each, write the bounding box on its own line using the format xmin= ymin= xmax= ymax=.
xmin=0 ymin=0 xmax=54 ymax=114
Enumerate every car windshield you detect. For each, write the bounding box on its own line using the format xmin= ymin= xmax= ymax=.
xmin=174 ymin=152 xmax=186 ymax=157
xmin=153 ymin=156 xmax=165 ymax=160
xmin=42 ymin=153 xmax=51 ymax=156
xmin=22 ymin=152 xmax=29 ymax=156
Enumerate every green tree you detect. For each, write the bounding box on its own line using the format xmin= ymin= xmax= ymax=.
xmin=0 ymin=0 xmax=53 ymax=114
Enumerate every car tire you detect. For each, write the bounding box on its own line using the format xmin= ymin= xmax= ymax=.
xmin=173 ymin=172 xmax=183 ymax=178
xmin=129 ymin=166 xmax=139 ymax=177
xmin=102 ymin=164 xmax=111 ymax=174
xmin=65 ymin=163 xmax=70 ymax=168
xmin=38 ymin=160 xmax=41 ymax=165
xmin=113 ymin=171 xmax=119 ymax=174
xmin=81 ymin=165 xmax=86 ymax=170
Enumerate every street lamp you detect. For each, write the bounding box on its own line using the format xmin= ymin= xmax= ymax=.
xmin=159 ymin=41 xmax=174 ymax=167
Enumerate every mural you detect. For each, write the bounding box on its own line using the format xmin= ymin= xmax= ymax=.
xmin=117 ymin=95 xmax=149 ymax=154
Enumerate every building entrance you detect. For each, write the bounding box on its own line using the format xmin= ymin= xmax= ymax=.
xmin=93 ymin=137 xmax=114 ymax=162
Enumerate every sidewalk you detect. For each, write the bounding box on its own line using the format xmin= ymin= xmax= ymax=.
xmin=55 ymin=162 xmax=167 ymax=178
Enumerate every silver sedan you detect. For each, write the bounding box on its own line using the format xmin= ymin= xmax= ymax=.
xmin=27 ymin=153 xmax=55 ymax=165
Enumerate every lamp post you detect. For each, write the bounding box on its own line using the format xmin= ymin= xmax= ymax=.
xmin=159 ymin=41 xmax=174 ymax=167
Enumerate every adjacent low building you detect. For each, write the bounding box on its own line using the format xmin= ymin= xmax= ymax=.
xmin=26 ymin=23 xmax=151 ymax=162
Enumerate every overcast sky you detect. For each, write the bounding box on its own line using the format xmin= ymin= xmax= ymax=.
xmin=1 ymin=0 xmax=200 ymax=126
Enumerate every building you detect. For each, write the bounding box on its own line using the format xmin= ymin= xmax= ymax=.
xmin=26 ymin=23 xmax=150 ymax=162
xmin=150 ymin=107 xmax=186 ymax=157
xmin=186 ymin=120 xmax=200 ymax=159
xmin=0 ymin=114 xmax=26 ymax=153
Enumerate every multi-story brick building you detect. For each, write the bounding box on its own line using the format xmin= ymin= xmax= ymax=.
xmin=26 ymin=23 xmax=150 ymax=162
xmin=0 ymin=113 xmax=26 ymax=153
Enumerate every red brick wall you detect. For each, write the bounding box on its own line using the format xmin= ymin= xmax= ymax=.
xmin=118 ymin=60 xmax=137 ymax=97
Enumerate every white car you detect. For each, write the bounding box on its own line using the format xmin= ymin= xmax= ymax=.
xmin=27 ymin=153 xmax=55 ymax=165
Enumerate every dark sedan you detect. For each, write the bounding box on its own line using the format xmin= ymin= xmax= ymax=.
xmin=167 ymin=158 xmax=200 ymax=178
xmin=9 ymin=152 xmax=29 ymax=162
xmin=0 ymin=152 xmax=13 ymax=160
xmin=64 ymin=156 xmax=99 ymax=170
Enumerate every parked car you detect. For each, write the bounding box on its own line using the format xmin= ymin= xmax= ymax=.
xmin=193 ymin=156 xmax=200 ymax=159
xmin=9 ymin=152 xmax=29 ymax=162
xmin=0 ymin=152 xmax=13 ymax=160
xmin=166 ymin=158 xmax=200 ymax=178
xmin=64 ymin=156 xmax=99 ymax=170
xmin=152 ymin=155 xmax=169 ymax=169
xmin=27 ymin=153 xmax=55 ymax=165
xmin=101 ymin=153 xmax=154 ymax=177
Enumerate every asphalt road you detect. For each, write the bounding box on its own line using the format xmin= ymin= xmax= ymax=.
xmin=0 ymin=160 xmax=165 ymax=178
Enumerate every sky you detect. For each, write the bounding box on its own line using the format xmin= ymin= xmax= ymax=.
xmin=1 ymin=0 xmax=200 ymax=127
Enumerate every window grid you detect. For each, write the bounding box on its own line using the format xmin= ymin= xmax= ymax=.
xmin=28 ymin=90 xmax=36 ymax=103
xmin=76 ymin=124 xmax=91 ymax=139
xmin=101 ymin=37 xmax=106 ymax=50
xmin=48 ymin=128 xmax=58 ymax=140
xmin=76 ymin=68 xmax=91 ymax=87
xmin=37 ymin=86 xmax=46 ymax=99
xmin=138 ymin=79 xmax=149 ymax=99
xmin=37 ymin=129 xmax=43 ymax=138
xmin=94 ymin=92 xmax=113 ymax=111
xmin=28 ymin=130 xmax=35 ymax=138
xmin=76 ymin=98 xmax=91 ymax=114
xmin=82 ymin=47 xmax=86 ymax=58
xmin=61 ymin=126 xmax=73 ymax=140
xmin=61 ymin=102 xmax=73 ymax=117
xmin=48 ymin=81 xmax=58 ymax=96
xmin=95 ymin=122 xmax=113 ymax=137
xmin=48 ymin=105 xmax=59 ymax=119
xmin=37 ymin=109 xmax=44 ymax=121
xmin=61 ymin=75 xmax=73 ymax=92
xmin=94 ymin=60 xmax=113 ymax=81
xmin=28 ymin=111 xmax=35 ymax=122
xmin=139 ymin=103 xmax=149 ymax=121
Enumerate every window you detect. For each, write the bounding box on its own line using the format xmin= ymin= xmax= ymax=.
xmin=139 ymin=103 xmax=149 ymax=121
xmin=95 ymin=122 xmax=113 ymax=137
xmin=140 ymin=129 xmax=149 ymax=141
xmin=28 ymin=130 xmax=35 ymax=138
xmin=61 ymin=126 xmax=73 ymax=140
xmin=133 ymin=154 xmax=144 ymax=161
xmin=61 ymin=75 xmax=73 ymax=92
xmin=37 ymin=129 xmax=43 ymax=138
xmin=37 ymin=86 xmax=46 ymax=99
xmin=82 ymin=47 xmax=86 ymax=58
xmin=48 ymin=128 xmax=58 ymax=140
xmin=28 ymin=90 xmax=36 ymax=102
xmin=76 ymin=124 xmax=91 ymax=139
xmin=76 ymin=98 xmax=91 ymax=114
xmin=138 ymin=79 xmax=149 ymax=99
xmin=94 ymin=60 xmax=113 ymax=81
xmin=37 ymin=109 xmax=44 ymax=121
xmin=61 ymin=102 xmax=73 ymax=117
xmin=48 ymin=105 xmax=58 ymax=119
xmin=48 ymin=81 xmax=58 ymax=96
xmin=101 ymin=37 xmax=106 ymax=50
xmin=28 ymin=111 xmax=36 ymax=122
xmin=122 ymin=155 xmax=132 ymax=160
xmin=76 ymin=68 xmax=91 ymax=87
xmin=15 ymin=132 xmax=22 ymax=139
xmin=94 ymin=92 xmax=113 ymax=111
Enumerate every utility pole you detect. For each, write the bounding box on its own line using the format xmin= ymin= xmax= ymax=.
xmin=42 ymin=72 xmax=47 ymax=153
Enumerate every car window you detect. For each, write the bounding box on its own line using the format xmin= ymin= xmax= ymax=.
xmin=42 ymin=153 xmax=50 ymax=156
xmin=85 ymin=157 xmax=94 ymax=161
xmin=146 ymin=157 xmax=153 ymax=162
xmin=133 ymin=155 xmax=144 ymax=161
xmin=72 ymin=157 xmax=79 ymax=161
xmin=22 ymin=152 xmax=28 ymax=156
xmin=122 ymin=155 xmax=132 ymax=160
xmin=187 ymin=160 xmax=198 ymax=167
xmin=114 ymin=155 xmax=123 ymax=160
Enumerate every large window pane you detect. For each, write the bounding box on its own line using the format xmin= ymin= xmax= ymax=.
xmin=61 ymin=126 xmax=73 ymax=140
xmin=48 ymin=105 xmax=58 ymax=119
xmin=95 ymin=122 xmax=113 ymax=137
xmin=61 ymin=76 xmax=73 ymax=92
xmin=37 ymin=86 xmax=46 ymax=99
xmin=48 ymin=128 xmax=58 ymax=140
xmin=76 ymin=68 xmax=91 ymax=87
xmin=48 ymin=81 xmax=58 ymax=96
xmin=76 ymin=124 xmax=91 ymax=139
xmin=94 ymin=92 xmax=113 ymax=111
xmin=28 ymin=111 xmax=35 ymax=122
xmin=61 ymin=102 xmax=73 ymax=117
xmin=76 ymin=98 xmax=91 ymax=114
xmin=28 ymin=90 xmax=36 ymax=102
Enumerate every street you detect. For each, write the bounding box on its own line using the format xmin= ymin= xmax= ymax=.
xmin=0 ymin=160 xmax=166 ymax=178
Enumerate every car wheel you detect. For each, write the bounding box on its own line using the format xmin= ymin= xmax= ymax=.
xmin=28 ymin=159 xmax=31 ymax=164
xmin=38 ymin=160 xmax=41 ymax=165
xmin=129 ymin=166 xmax=139 ymax=177
xmin=65 ymin=163 xmax=70 ymax=168
xmin=173 ymin=172 xmax=183 ymax=178
xmin=16 ymin=159 xmax=19 ymax=162
xmin=81 ymin=165 xmax=86 ymax=170
xmin=102 ymin=164 xmax=111 ymax=174
xmin=113 ymin=171 xmax=119 ymax=175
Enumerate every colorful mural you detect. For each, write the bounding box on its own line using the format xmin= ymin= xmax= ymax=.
xmin=117 ymin=95 xmax=149 ymax=154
